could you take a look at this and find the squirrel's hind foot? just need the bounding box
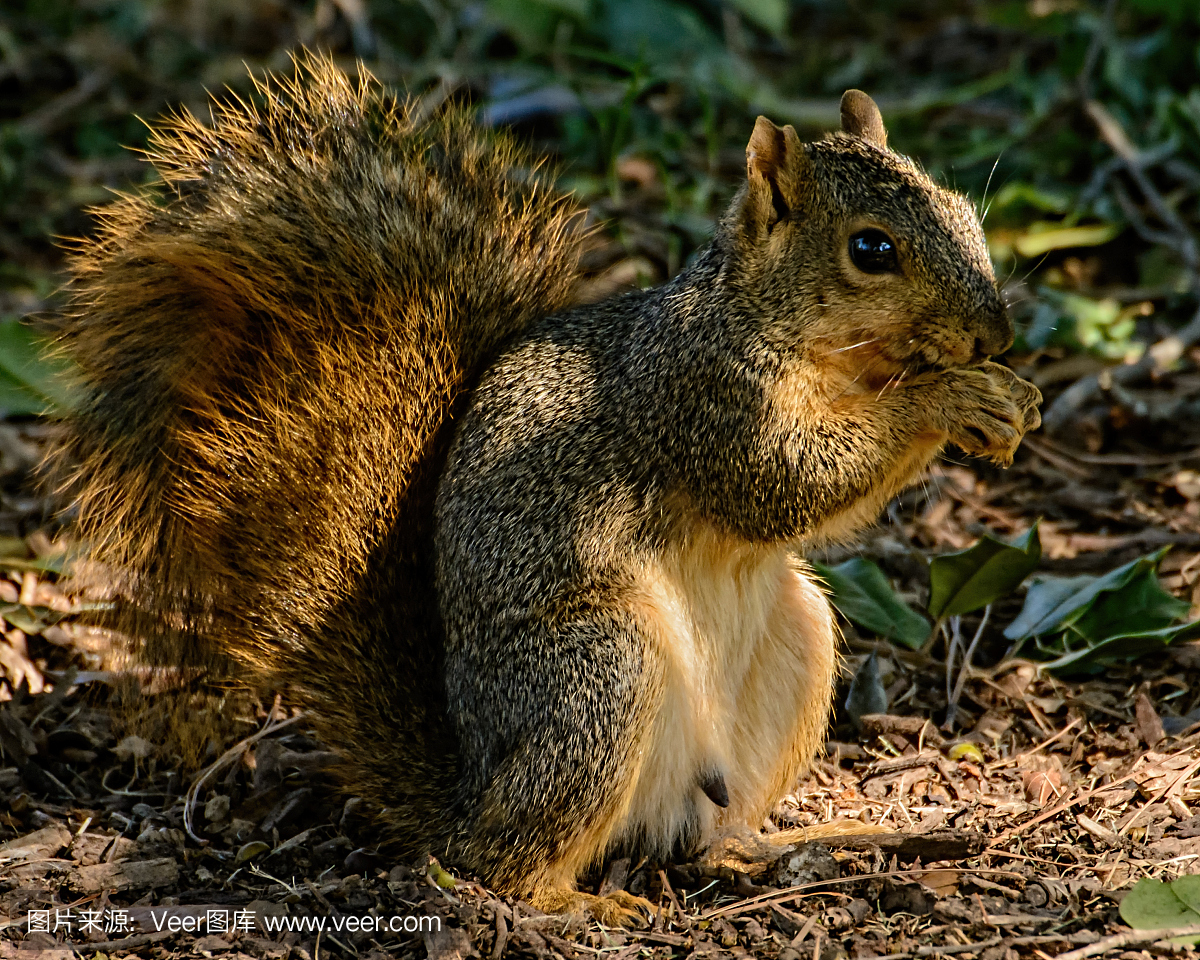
[531,889,656,928]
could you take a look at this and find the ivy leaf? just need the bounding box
[812,558,930,650]
[1072,562,1189,643]
[1004,548,1176,641]
[1042,621,1200,675]
[1003,575,1097,641]
[1120,877,1200,945]
[927,523,1041,620]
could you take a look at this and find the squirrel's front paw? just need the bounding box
[941,361,1042,467]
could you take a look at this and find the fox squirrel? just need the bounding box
[50,55,1041,922]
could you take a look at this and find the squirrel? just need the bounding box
[49,53,1041,923]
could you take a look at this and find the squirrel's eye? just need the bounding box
[848,229,899,275]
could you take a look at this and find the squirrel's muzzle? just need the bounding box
[970,297,1014,361]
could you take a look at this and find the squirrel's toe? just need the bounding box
[530,889,656,928]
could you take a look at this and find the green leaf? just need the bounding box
[1120,877,1200,944]
[1004,548,1174,641]
[1043,621,1200,675]
[1072,565,1189,643]
[812,558,930,649]
[0,604,63,636]
[1171,875,1200,916]
[0,554,68,575]
[989,182,1071,215]
[727,0,787,36]
[1012,222,1122,258]
[927,523,1042,620]
[1003,575,1097,640]
[235,840,271,864]
[0,317,77,414]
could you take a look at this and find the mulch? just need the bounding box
[5,397,1200,958]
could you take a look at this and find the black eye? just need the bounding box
[848,229,899,274]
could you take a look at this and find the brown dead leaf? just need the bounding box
[921,870,960,897]
[1022,769,1062,805]
[0,631,43,695]
[1130,750,1200,799]
[1135,691,1165,747]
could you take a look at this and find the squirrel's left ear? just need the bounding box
[745,116,805,231]
[840,90,887,148]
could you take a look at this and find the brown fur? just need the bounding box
[48,65,1041,923]
[50,53,585,856]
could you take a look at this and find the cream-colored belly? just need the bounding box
[618,527,837,855]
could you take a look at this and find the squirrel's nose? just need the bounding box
[974,322,1014,360]
[972,295,1014,359]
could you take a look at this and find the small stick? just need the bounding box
[986,716,1082,772]
[702,866,1024,920]
[870,936,1003,960]
[1057,925,1200,960]
[182,712,305,843]
[944,606,990,730]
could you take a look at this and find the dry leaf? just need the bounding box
[1022,769,1062,805]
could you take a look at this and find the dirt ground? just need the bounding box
[6,404,1200,958]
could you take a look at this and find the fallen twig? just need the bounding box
[986,717,1082,772]
[870,935,1003,959]
[874,932,1098,960]
[1043,99,1200,434]
[182,712,305,843]
[703,866,1024,920]
[1057,925,1200,960]
[990,776,1136,842]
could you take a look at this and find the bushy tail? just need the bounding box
[50,53,584,847]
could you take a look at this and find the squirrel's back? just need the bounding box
[51,54,584,844]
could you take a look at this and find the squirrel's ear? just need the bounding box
[839,90,887,148]
[745,116,805,228]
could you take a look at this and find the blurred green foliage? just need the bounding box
[1,0,1199,371]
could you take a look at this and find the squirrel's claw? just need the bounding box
[601,890,658,928]
[532,889,656,929]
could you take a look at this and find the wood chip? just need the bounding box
[71,857,179,893]
[0,823,71,862]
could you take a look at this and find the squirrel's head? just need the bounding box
[722,90,1010,379]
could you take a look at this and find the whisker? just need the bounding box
[831,338,882,354]
[829,352,891,404]
[980,152,1004,223]
[1017,253,1051,286]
